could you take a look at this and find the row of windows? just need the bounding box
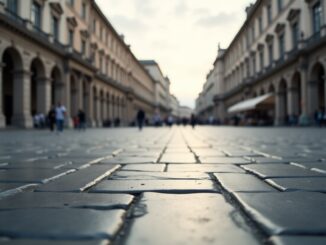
[226,1,324,77]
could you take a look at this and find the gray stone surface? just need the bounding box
[160,153,197,163]
[125,193,260,245]
[200,157,252,164]
[168,164,245,173]
[36,165,120,192]
[214,173,277,192]
[0,208,125,239]
[269,236,326,245]
[0,169,74,184]
[0,239,110,245]
[0,183,26,193]
[293,162,326,174]
[233,192,326,235]
[0,192,134,210]
[91,180,217,194]
[110,171,210,180]
[242,164,324,179]
[120,164,166,172]
[101,157,157,164]
[192,149,226,157]
[266,177,326,192]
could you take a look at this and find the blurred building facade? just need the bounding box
[196,0,326,125]
[140,60,172,120]
[0,0,173,128]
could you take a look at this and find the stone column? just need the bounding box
[102,97,107,123]
[12,70,33,128]
[36,77,51,115]
[96,94,102,127]
[307,80,318,118]
[298,69,310,125]
[63,72,72,127]
[0,63,5,128]
[111,100,115,120]
[84,82,92,127]
[287,87,299,117]
[275,92,286,126]
[77,79,83,113]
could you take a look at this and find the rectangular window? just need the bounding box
[81,39,86,54]
[259,50,264,70]
[51,16,59,41]
[292,22,300,48]
[268,42,274,65]
[267,4,272,24]
[312,2,322,35]
[259,16,263,34]
[279,34,285,59]
[31,1,42,29]
[67,0,74,7]
[7,0,18,14]
[81,2,86,19]
[277,0,283,11]
[68,29,74,47]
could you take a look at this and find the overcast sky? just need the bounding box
[96,0,253,108]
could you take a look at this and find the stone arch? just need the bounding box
[30,57,46,116]
[70,73,79,117]
[309,62,325,113]
[51,66,63,106]
[1,47,23,126]
[289,71,302,117]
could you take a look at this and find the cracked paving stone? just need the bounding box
[0,183,26,193]
[200,157,252,164]
[36,165,120,192]
[269,236,326,245]
[167,164,245,173]
[266,177,326,192]
[160,154,197,163]
[0,169,74,184]
[100,157,157,164]
[110,171,210,180]
[124,193,260,245]
[214,173,277,193]
[120,164,166,172]
[233,192,326,235]
[90,180,217,194]
[242,164,324,179]
[0,239,110,245]
[0,192,134,210]
[0,208,125,240]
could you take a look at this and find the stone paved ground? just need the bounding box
[0,126,326,245]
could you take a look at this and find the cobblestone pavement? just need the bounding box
[0,126,326,245]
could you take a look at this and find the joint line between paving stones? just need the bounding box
[208,172,271,244]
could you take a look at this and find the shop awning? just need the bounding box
[227,93,274,114]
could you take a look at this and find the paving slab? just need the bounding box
[200,157,252,164]
[110,171,210,180]
[214,173,277,193]
[36,165,120,192]
[90,180,217,194]
[0,184,26,193]
[266,177,326,192]
[0,239,110,245]
[269,236,326,245]
[124,193,260,245]
[293,162,326,174]
[0,192,134,210]
[120,164,165,172]
[0,169,74,184]
[167,164,245,173]
[233,192,326,235]
[101,157,157,164]
[160,154,197,163]
[242,164,324,179]
[192,149,226,157]
[0,208,125,240]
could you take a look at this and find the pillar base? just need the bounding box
[0,114,5,128]
[299,114,311,126]
[12,114,33,128]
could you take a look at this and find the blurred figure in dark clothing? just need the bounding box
[137,109,145,131]
[190,114,197,129]
[48,105,56,132]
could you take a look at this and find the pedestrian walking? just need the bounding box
[48,105,56,132]
[55,102,66,133]
[137,109,145,131]
[190,114,197,129]
[78,109,86,131]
